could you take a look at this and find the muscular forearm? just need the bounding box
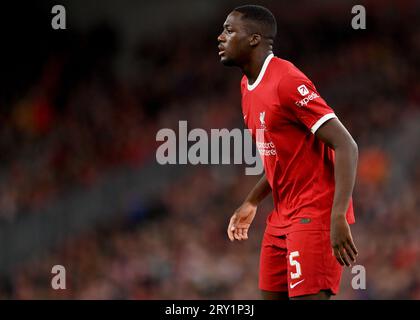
[331,140,358,218]
[244,174,272,206]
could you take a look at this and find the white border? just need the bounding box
[311,113,337,133]
[247,53,274,91]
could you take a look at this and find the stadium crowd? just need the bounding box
[0,1,419,299]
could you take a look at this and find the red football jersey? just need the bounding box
[241,54,355,236]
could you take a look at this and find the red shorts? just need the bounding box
[259,230,342,298]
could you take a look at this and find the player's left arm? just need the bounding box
[278,71,359,266]
[315,119,359,267]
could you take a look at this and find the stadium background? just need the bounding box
[0,0,419,299]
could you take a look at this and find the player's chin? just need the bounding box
[220,55,235,66]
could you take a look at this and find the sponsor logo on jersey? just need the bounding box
[295,92,320,107]
[256,141,277,156]
[256,112,276,156]
[297,84,309,96]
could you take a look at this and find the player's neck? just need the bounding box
[242,51,273,85]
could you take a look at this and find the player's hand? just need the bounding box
[227,201,257,242]
[330,214,358,267]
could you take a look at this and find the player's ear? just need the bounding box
[249,34,261,47]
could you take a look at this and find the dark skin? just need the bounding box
[219,11,359,300]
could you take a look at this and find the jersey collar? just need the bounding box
[247,53,274,91]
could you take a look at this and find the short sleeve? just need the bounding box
[278,71,337,134]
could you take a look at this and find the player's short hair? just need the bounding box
[233,5,277,40]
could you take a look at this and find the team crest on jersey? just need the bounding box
[297,84,309,96]
[259,111,266,129]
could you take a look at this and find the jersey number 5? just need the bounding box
[289,251,302,279]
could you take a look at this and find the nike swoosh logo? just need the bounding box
[290,279,305,289]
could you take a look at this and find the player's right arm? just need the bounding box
[227,174,271,241]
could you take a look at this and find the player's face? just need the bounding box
[217,11,251,66]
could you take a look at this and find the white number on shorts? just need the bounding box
[289,251,302,279]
